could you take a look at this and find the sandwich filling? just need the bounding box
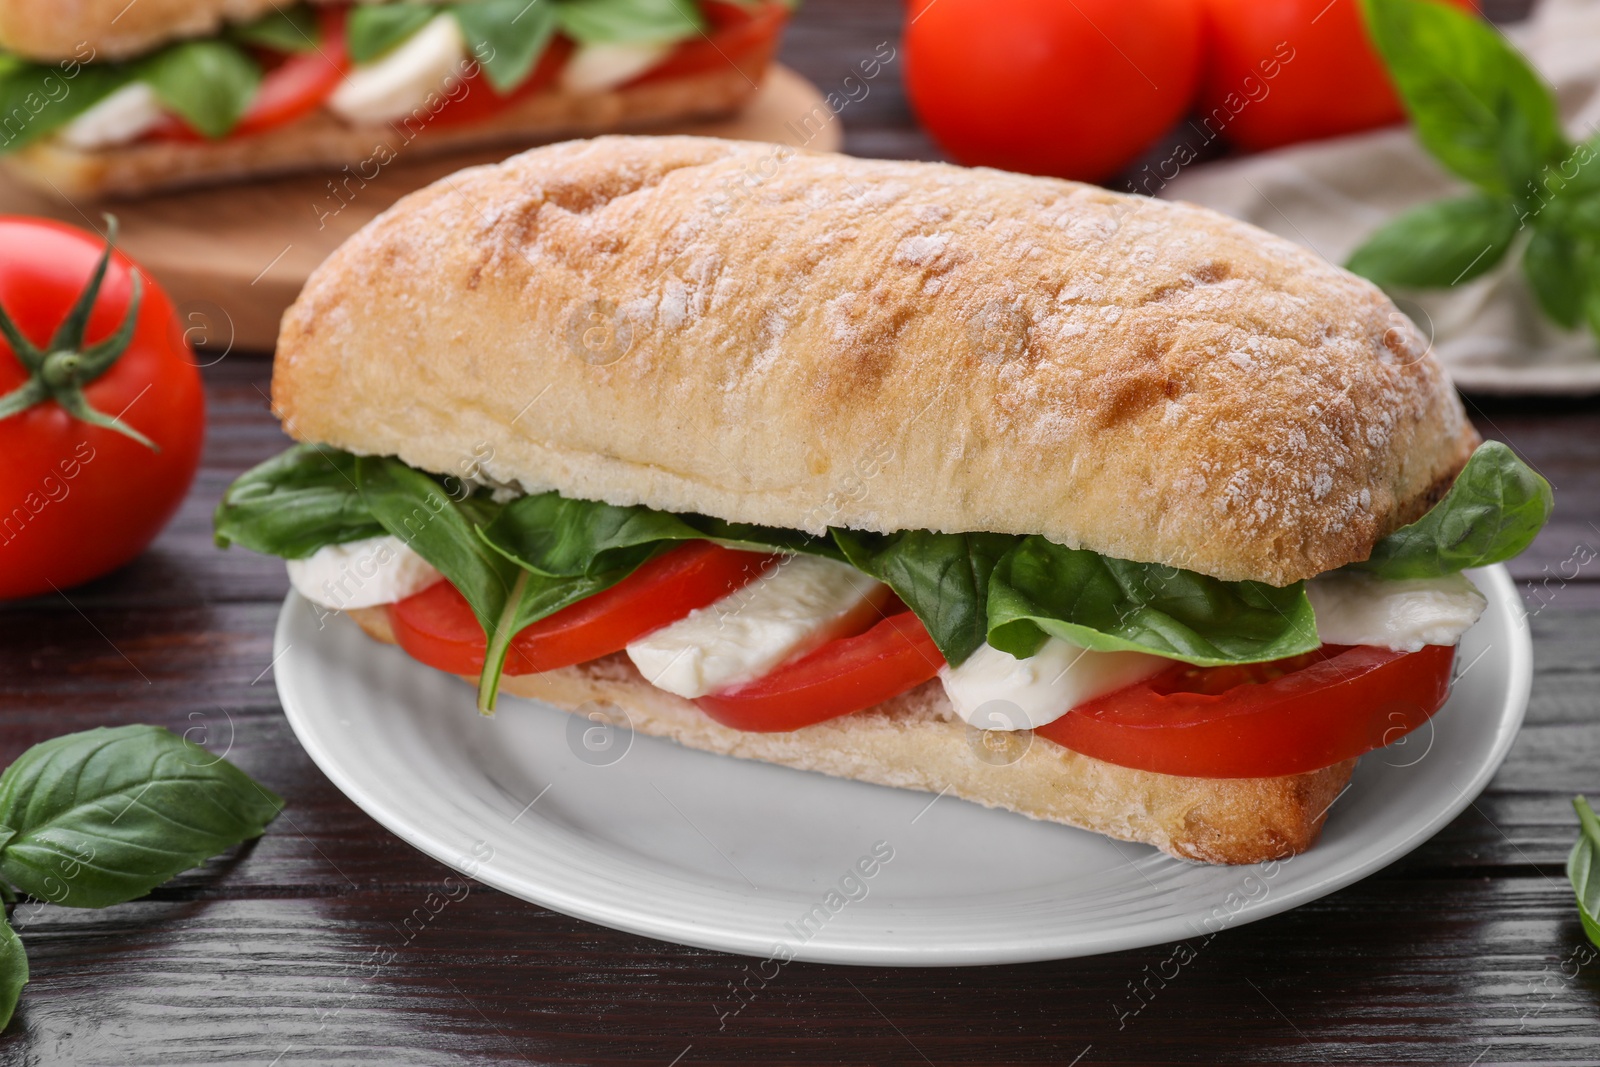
[0,0,786,155]
[216,439,1550,777]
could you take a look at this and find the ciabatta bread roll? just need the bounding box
[277,135,1477,587]
[0,0,331,61]
[246,136,1500,866]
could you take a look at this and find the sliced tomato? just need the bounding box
[629,0,788,86]
[388,541,774,676]
[427,36,574,129]
[434,0,784,127]
[694,611,945,733]
[149,7,349,141]
[234,9,350,136]
[1035,644,1457,779]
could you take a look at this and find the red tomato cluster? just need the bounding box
[904,0,1478,182]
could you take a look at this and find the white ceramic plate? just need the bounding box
[275,566,1530,965]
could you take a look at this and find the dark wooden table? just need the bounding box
[6,1,1599,1063]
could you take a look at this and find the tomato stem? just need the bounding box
[0,214,159,451]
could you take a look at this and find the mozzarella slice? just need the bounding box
[627,555,888,699]
[939,638,1170,732]
[328,13,467,126]
[286,535,442,611]
[57,82,166,149]
[558,41,674,94]
[1308,571,1486,652]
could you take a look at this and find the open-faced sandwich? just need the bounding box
[0,0,787,197]
[215,136,1552,864]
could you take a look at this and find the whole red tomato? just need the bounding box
[0,218,204,598]
[1200,0,1477,152]
[905,0,1205,182]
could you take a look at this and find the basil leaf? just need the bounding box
[453,0,558,94]
[213,444,384,558]
[347,4,440,63]
[987,538,1319,666]
[0,726,282,910]
[356,457,566,711]
[555,0,705,45]
[137,40,261,139]
[228,4,321,52]
[0,917,24,1031]
[352,457,653,710]
[479,491,844,697]
[1346,194,1516,288]
[1570,796,1600,949]
[493,566,623,683]
[0,61,133,153]
[1569,135,1600,196]
[356,456,515,636]
[484,496,703,576]
[1523,225,1587,329]
[1353,441,1553,579]
[482,491,836,577]
[832,530,1018,666]
[1361,0,1567,197]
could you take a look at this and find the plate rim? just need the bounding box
[275,565,1531,965]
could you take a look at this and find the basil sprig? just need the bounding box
[0,725,282,1030]
[484,491,838,576]
[833,530,1017,666]
[987,540,1320,665]
[346,4,441,63]
[1353,441,1552,579]
[1349,0,1600,338]
[349,0,704,93]
[359,457,653,709]
[555,0,706,45]
[136,40,261,139]
[1570,796,1600,949]
[217,435,1552,689]
[0,919,22,1031]
[213,444,385,558]
[0,36,262,153]
[0,61,132,153]
[454,0,560,94]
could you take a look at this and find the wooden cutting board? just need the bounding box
[0,65,839,352]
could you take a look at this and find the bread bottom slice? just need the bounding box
[346,607,1356,865]
[5,64,760,198]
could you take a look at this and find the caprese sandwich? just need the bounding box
[215,136,1551,864]
[0,0,788,197]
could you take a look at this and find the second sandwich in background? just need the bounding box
[0,0,788,197]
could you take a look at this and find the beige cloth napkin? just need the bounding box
[1161,0,1600,394]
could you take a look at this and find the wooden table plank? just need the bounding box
[6,0,1598,1060]
[7,878,1600,1065]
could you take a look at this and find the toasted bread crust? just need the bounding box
[275,136,1478,585]
[4,68,761,199]
[347,606,1355,864]
[0,0,348,62]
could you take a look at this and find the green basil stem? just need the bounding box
[478,569,531,713]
